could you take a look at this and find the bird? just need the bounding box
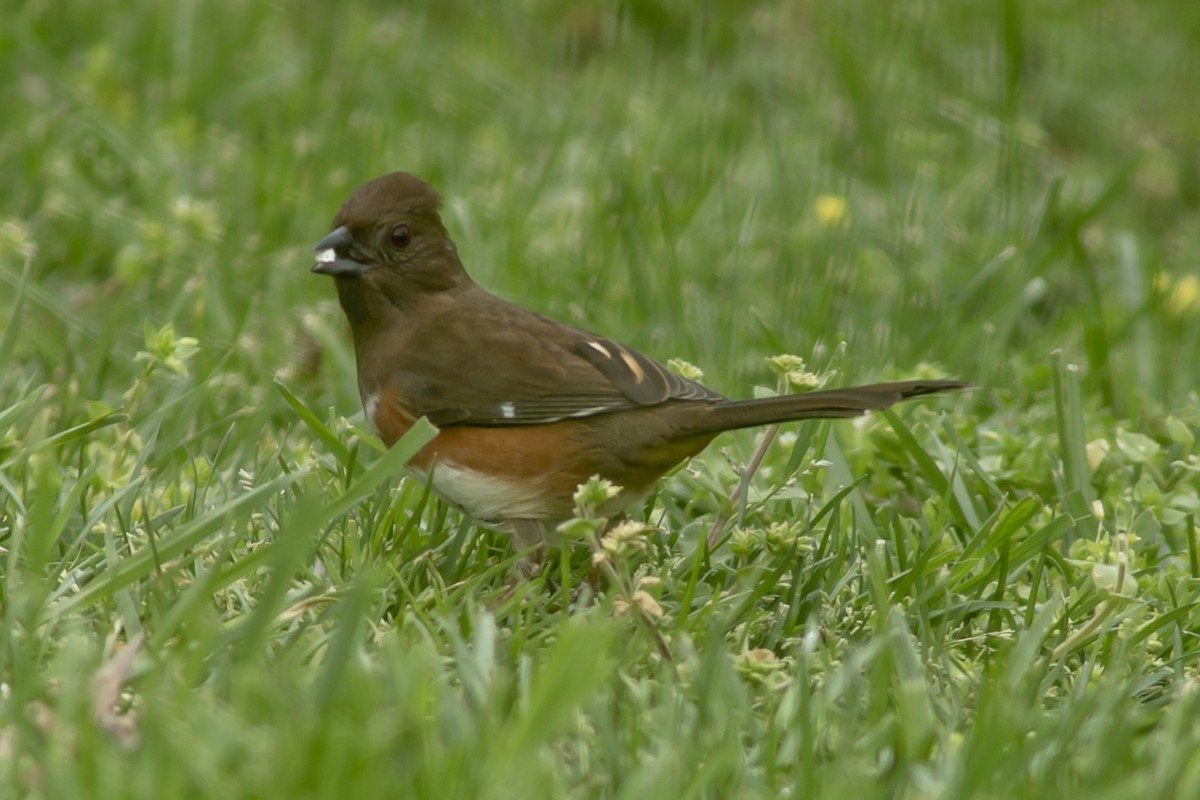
[311,172,967,560]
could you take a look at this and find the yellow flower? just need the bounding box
[765,354,826,391]
[667,358,704,381]
[814,194,847,228]
[1166,274,1200,316]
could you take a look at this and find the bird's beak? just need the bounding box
[312,226,375,277]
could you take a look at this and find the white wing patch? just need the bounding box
[586,341,612,358]
[499,402,516,419]
[566,405,611,418]
[619,350,646,383]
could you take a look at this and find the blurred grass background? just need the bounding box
[3,1,1200,797]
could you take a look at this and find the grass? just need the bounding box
[3,0,1200,797]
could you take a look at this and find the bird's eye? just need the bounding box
[390,224,412,248]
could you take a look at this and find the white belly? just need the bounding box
[410,463,550,524]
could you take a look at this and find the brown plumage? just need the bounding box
[312,172,967,552]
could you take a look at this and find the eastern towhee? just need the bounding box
[312,172,966,556]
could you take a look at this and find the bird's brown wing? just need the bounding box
[392,292,722,426]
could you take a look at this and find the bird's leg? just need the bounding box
[509,518,548,579]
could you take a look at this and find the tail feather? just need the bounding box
[673,379,969,438]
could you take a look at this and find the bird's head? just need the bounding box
[312,172,466,298]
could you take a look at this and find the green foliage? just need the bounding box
[3,0,1200,797]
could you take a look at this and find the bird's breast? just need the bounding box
[362,383,416,446]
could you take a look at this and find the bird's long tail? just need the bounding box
[672,380,969,438]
